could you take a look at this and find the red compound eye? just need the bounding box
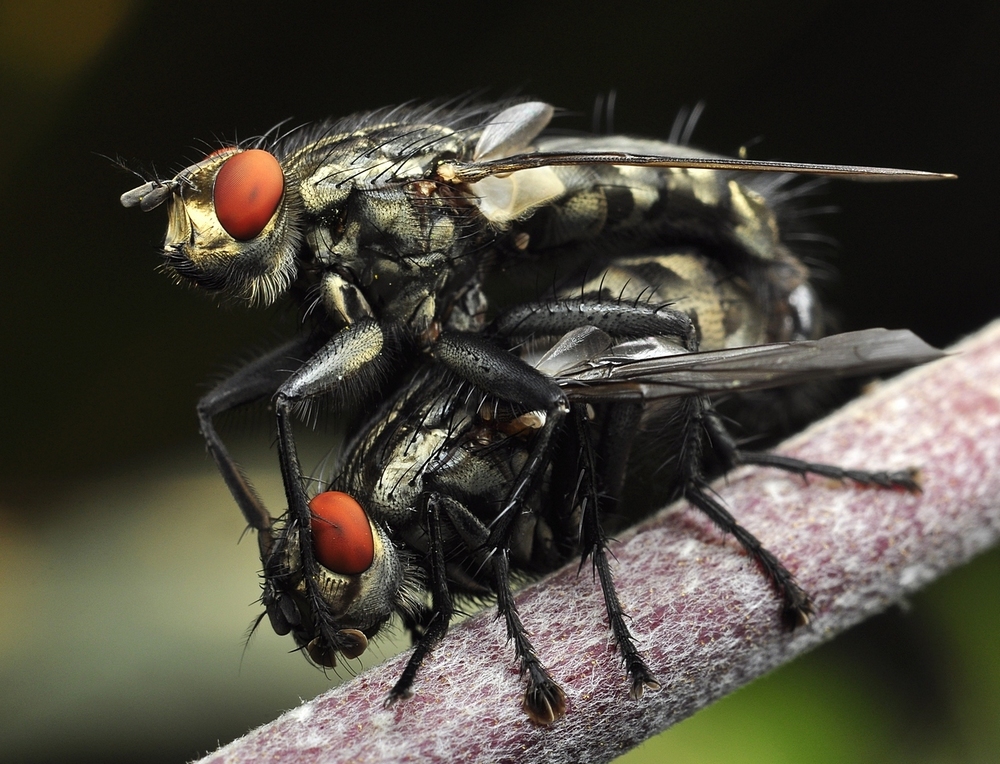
[309,491,375,575]
[212,149,284,240]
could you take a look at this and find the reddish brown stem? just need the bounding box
[199,320,1000,764]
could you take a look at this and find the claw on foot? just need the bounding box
[628,673,661,701]
[523,680,567,725]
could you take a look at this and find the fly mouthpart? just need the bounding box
[306,637,337,667]
[338,628,369,659]
[304,629,369,667]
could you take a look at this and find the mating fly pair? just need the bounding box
[120,99,952,723]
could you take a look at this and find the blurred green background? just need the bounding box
[1,1,997,762]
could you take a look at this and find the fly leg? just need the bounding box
[493,299,697,348]
[570,403,660,699]
[431,331,570,555]
[703,407,921,491]
[386,494,456,709]
[272,319,401,651]
[196,335,317,555]
[680,396,814,626]
[399,605,437,644]
[493,549,568,724]
[473,298,697,553]
[274,319,398,515]
[424,494,567,725]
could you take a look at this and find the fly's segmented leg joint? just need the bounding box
[195,336,315,540]
[680,398,814,625]
[433,493,566,724]
[431,330,571,549]
[737,452,921,492]
[591,541,661,698]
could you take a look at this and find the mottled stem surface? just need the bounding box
[200,320,1000,764]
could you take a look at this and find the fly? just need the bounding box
[270,280,940,723]
[118,98,953,722]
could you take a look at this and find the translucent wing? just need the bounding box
[532,327,943,401]
[441,151,957,184]
[473,102,554,161]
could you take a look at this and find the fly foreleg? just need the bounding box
[431,331,570,554]
[386,493,456,709]
[273,319,400,598]
[196,335,317,554]
[492,548,568,724]
[439,495,567,724]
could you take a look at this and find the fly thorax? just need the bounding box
[307,216,361,266]
[365,424,453,526]
[306,185,481,329]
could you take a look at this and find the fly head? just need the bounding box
[263,490,410,668]
[122,147,302,304]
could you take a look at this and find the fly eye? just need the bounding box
[212,149,284,241]
[309,491,375,575]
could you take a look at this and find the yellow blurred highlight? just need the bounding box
[0,0,134,83]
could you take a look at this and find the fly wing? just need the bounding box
[550,328,943,401]
[473,102,555,161]
[443,150,956,184]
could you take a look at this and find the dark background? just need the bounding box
[1,1,997,763]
